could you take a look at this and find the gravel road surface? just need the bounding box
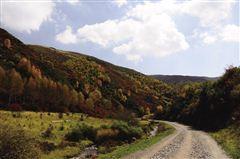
[123,121,230,159]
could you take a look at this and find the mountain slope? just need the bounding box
[151,75,218,84]
[0,28,172,117]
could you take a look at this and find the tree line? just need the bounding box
[159,66,240,130]
[0,58,85,112]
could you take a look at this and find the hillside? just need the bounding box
[156,67,240,158]
[1,27,240,159]
[0,28,171,117]
[151,75,218,84]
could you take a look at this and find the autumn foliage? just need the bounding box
[0,58,85,112]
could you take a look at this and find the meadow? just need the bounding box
[0,110,173,159]
[0,110,113,158]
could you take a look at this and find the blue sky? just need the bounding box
[0,0,239,77]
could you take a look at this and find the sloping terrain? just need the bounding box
[0,28,171,117]
[151,75,218,84]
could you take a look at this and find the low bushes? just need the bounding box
[0,124,41,159]
[42,124,54,138]
[40,141,57,152]
[65,124,96,142]
[95,128,119,144]
[65,121,143,145]
[111,121,143,142]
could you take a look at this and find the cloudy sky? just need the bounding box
[0,0,239,77]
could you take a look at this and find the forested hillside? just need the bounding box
[0,28,171,117]
[158,67,240,129]
[154,67,240,158]
[0,27,240,159]
[1,27,239,129]
[151,74,218,84]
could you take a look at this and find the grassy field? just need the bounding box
[0,110,113,159]
[211,124,240,159]
[98,122,175,159]
[0,110,175,159]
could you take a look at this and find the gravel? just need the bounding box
[123,121,230,159]
[150,130,186,159]
[189,132,212,159]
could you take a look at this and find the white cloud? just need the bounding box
[75,13,189,62]
[194,24,240,44]
[55,0,237,62]
[199,32,217,44]
[113,14,189,60]
[77,19,140,47]
[220,24,240,43]
[183,1,236,45]
[182,1,234,27]
[2,1,55,33]
[126,0,180,20]
[65,0,80,5]
[202,36,217,44]
[56,26,77,44]
[127,0,235,27]
[126,0,236,46]
[113,0,127,8]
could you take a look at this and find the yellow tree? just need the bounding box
[3,39,11,49]
[78,92,85,105]
[70,89,79,106]
[156,105,163,114]
[25,77,37,106]
[89,89,102,103]
[86,98,94,110]
[59,84,71,110]
[7,69,24,104]
[17,58,32,73]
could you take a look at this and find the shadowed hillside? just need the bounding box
[151,75,218,84]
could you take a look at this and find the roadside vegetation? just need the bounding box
[156,67,240,158]
[98,122,174,159]
[211,124,240,159]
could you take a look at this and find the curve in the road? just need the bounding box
[122,121,230,159]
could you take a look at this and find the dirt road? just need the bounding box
[123,121,230,159]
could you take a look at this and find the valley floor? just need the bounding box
[0,110,113,159]
[123,121,230,159]
[0,110,234,159]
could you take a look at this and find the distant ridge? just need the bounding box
[150,75,218,84]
